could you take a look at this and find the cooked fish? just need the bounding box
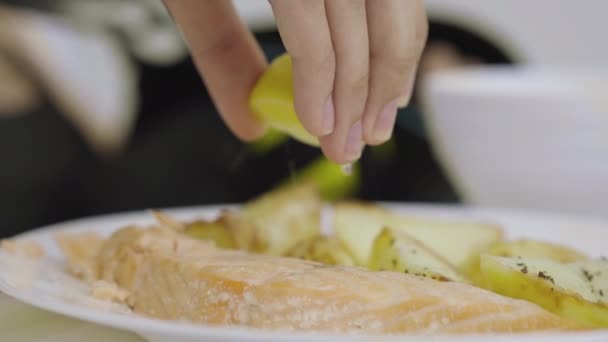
[60,227,585,334]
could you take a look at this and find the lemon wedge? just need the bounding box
[250,53,319,146]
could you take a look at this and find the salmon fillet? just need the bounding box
[65,227,584,334]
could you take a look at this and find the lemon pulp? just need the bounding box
[249,53,319,147]
[250,53,357,177]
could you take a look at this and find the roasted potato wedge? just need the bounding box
[182,218,237,249]
[285,236,356,266]
[486,239,588,262]
[334,202,503,270]
[369,227,468,283]
[480,255,608,327]
[152,210,237,249]
[225,182,322,256]
[470,239,588,285]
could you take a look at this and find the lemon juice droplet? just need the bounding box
[340,163,353,176]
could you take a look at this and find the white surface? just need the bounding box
[1,204,608,341]
[233,0,608,64]
[421,66,608,218]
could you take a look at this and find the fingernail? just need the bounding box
[374,100,398,142]
[322,96,335,135]
[344,120,364,161]
[397,70,417,108]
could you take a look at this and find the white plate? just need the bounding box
[1,204,607,342]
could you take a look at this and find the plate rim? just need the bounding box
[2,203,608,342]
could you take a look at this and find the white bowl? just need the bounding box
[420,66,608,218]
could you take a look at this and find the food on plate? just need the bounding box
[181,217,237,249]
[91,280,130,303]
[4,181,604,334]
[485,239,588,263]
[151,210,185,231]
[167,182,322,256]
[154,209,239,250]
[469,239,588,286]
[0,239,44,259]
[222,182,321,256]
[285,236,356,266]
[480,255,608,327]
[368,227,468,283]
[333,202,503,271]
[55,232,103,282]
[58,225,584,334]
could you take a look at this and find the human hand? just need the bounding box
[164,0,428,164]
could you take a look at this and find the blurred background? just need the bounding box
[1,0,607,237]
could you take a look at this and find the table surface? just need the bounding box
[0,292,143,342]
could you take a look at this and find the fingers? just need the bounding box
[362,0,428,145]
[167,0,428,161]
[163,0,267,141]
[268,0,335,138]
[271,0,427,162]
[320,0,369,163]
[270,0,369,164]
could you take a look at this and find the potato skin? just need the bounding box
[183,218,237,249]
[487,240,588,262]
[369,227,468,283]
[470,240,588,286]
[285,236,356,266]
[480,255,607,328]
[333,201,503,271]
[224,182,322,256]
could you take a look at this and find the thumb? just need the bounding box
[164,0,267,141]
